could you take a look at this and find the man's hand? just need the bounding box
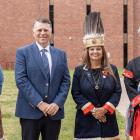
[37,101,49,117]
[45,103,59,116]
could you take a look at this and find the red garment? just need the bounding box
[123,69,134,78]
[131,108,140,140]
[123,57,140,139]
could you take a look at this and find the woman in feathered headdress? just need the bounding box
[71,12,122,140]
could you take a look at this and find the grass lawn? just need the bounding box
[0,70,127,139]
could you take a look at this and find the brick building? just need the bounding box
[0,0,140,69]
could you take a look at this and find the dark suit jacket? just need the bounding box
[71,64,122,138]
[0,66,3,95]
[15,43,70,120]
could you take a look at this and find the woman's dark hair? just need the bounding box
[82,46,116,79]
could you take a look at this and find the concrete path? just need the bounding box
[117,78,130,117]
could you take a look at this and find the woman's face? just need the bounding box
[88,46,103,61]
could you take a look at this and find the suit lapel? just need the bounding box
[83,66,94,87]
[31,43,48,80]
[85,70,94,87]
[99,72,105,91]
[84,66,105,103]
[85,68,105,91]
[50,46,58,82]
[98,74,105,99]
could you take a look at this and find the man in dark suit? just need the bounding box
[15,18,70,140]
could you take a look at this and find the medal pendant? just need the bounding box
[95,85,99,90]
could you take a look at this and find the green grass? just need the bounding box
[0,70,126,139]
[118,68,123,77]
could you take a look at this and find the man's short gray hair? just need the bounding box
[32,17,52,29]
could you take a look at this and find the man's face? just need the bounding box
[33,22,52,47]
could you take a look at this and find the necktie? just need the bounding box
[41,49,50,75]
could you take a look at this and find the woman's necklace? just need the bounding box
[92,69,101,90]
[93,78,100,90]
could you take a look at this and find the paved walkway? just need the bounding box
[117,78,130,117]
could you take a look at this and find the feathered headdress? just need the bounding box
[83,12,104,48]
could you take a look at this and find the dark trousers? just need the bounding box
[20,116,61,140]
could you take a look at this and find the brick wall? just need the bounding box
[0,0,49,69]
[0,0,139,69]
[91,0,123,67]
[133,0,140,58]
[54,0,86,68]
